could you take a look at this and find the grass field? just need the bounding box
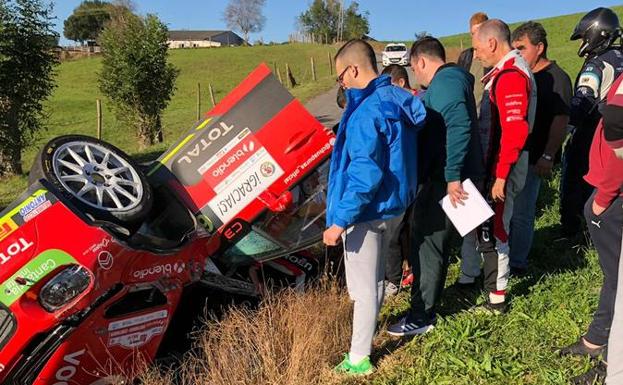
[138,7,620,385]
[139,174,602,385]
[0,43,337,208]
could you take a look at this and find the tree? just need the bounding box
[0,0,59,176]
[298,0,369,43]
[223,0,266,45]
[63,1,112,44]
[99,13,179,148]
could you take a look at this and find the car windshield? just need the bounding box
[385,45,406,52]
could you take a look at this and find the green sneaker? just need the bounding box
[333,354,374,376]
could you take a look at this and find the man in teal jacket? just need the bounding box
[324,39,426,375]
[388,36,485,336]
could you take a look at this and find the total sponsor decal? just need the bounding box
[107,310,168,349]
[206,152,284,224]
[284,142,332,185]
[0,237,34,266]
[52,349,85,385]
[18,194,52,222]
[176,121,236,165]
[132,262,185,280]
[0,249,77,306]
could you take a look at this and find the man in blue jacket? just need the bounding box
[324,39,426,375]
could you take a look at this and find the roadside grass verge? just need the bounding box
[140,282,352,385]
[137,173,603,385]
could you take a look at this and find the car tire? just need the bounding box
[29,135,153,227]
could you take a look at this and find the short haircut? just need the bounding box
[335,39,378,73]
[381,64,412,89]
[511,21,548,57]
[470,12,489,28]
[409,36,446,62]
[476,19,511,46]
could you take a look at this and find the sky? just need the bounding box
[52,0,623,45]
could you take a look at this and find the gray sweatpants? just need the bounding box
[343,214,404,357]
[607,232,623,384]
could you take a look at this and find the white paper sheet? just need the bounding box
[439,178,494,237]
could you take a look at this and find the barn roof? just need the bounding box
[167,30,236,41]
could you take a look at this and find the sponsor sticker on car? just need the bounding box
[0,249,77,306]
[0,190,54,243]
[107,310,168,349]
[206,151,283,225]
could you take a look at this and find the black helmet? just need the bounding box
[571,7,621,57]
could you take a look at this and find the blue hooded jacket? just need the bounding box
[326,75,426,228]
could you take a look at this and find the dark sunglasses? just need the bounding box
[336,65,352,84]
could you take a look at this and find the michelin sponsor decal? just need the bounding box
[107,310,168,349]
[0,249,77,306]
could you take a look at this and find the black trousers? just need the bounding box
[584,193,623,346]
[561,126,597,235]
[407,180,457,322]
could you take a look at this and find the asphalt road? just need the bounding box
[305,51,415,129]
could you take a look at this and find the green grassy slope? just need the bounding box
[440,5,623,76]
[0,43,337,207]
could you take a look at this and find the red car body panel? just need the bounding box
[0,64,334,385]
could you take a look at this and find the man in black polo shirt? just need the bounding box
[510,21,572,274]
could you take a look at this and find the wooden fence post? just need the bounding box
[327,51,333,76]
[196,82,201,120]
[311,57,317,81]
[208,84,216,107]
[96,99,102,139]
[277,66,283,84]
[285,63,291,88]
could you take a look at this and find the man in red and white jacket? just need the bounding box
[459,19,536,312]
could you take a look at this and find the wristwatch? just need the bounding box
[541,153,554,162]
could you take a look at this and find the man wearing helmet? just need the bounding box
[560,7,623,238]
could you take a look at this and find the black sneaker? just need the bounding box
[473,300,508,315]
[387,315,436,337]
[559,338,606,359]
[570,361,607,385]
[510,266,528,277]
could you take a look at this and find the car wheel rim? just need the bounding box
[52,141,144,212]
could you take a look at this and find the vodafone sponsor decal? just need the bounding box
[207,151,283,224]
[107,310,168,349]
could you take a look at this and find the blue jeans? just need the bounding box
[509,166,542,269]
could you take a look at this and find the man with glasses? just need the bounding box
[324,39,426,376]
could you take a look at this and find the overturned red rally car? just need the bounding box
[0,64,334,385]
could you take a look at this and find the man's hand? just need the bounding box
[447,181,469,208]
[323,224,345,246]
[534,157,554,178]
[491,178,506,202]
[592,200,607,216]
